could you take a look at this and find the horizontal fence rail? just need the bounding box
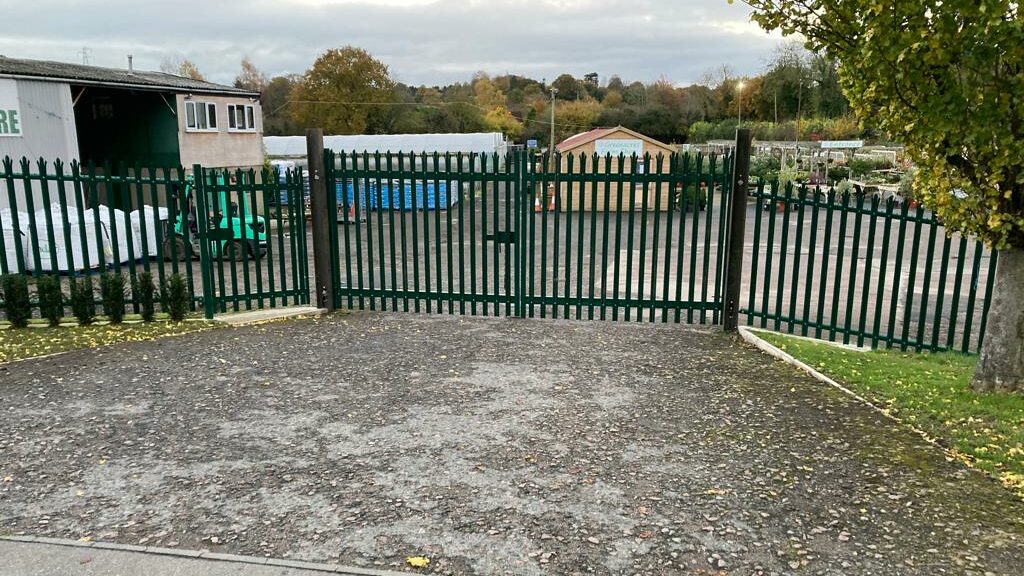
[743,181,996,353]
[0,156,309,317]
[326,150,733,324]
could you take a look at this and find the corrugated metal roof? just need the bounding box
[0,56,257,96]
[556,127,616,153]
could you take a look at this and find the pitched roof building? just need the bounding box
[553,125,679,212]
[556,125,677,157]
[0,56,263,170]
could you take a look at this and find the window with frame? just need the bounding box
[228,104,257,131]
[185,101,218,131]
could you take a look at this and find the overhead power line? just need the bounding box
[268,99,596,131]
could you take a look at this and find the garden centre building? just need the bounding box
[0,56,264,209]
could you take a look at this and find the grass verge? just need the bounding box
[0,321,220,364]
[755,331,1024,499]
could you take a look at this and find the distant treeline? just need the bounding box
[210,42,862,144]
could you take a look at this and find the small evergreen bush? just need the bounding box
[36,275,64,326]
[164,274,189,321]
[136,271,156,322]
[70,277,96,325]
[100,273,126,323]
[1,274,31,328]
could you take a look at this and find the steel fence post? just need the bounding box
[723,128,752,331]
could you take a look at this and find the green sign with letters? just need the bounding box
[0,79,22,137]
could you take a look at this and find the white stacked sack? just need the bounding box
[24,205,114,273]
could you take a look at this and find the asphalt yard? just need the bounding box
[1,312,1021,575]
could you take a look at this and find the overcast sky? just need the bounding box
[0,0,783,87]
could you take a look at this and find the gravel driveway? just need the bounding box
[1,313,1022,575]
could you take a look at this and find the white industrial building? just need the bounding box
[264,132,508,161]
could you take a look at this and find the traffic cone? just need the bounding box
[348,202,356,222]
[547,184,556,212]
[534,195,543,213]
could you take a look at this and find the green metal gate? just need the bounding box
[193,165,310,316]
[324,149,732,323]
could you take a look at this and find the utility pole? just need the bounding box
[549,87,558,157]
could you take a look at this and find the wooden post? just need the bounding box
[306,128,334,311]
[724,128,752,331]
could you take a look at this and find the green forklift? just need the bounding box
[163,174,268,261]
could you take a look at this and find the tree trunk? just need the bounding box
[972,247,1024,393]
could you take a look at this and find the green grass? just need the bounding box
[0,321,220,364]
[756,331,1024,498]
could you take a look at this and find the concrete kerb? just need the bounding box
[738,326,964,461]
[743,326,872,352]
[0,536,411,576]
[215,306,326,326]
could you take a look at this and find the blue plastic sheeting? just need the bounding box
[273,177,457,211]
[273,172,310,206]
[338,180,457,211]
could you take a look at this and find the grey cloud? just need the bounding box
[0,0,781,86]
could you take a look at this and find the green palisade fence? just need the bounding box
[325,149,732,323]
[3,150,999,353]
[743,180,997,353]
[0,156,309,318]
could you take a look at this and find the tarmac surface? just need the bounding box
[1,312,1022,575]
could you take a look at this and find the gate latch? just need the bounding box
[485,230,516,244]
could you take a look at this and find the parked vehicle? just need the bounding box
[163,175,268,261]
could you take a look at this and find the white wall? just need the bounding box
[0,78,80,212]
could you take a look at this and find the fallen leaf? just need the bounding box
[406,556,430,568]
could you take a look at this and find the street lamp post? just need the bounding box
[797,77,803,123]
[736,81,745,126]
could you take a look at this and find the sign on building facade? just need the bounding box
[0,79,21,137]
[820,140,863,149]
[595,138,643,157]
